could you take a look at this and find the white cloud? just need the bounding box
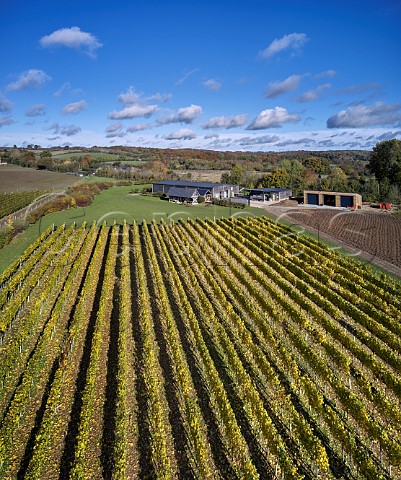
[203,79,222,91]
[164,128,197,140]
[176,104,202,122]
[127,124,152,132]
[105,122,126,137]
[6,69,51,91]
[297,83,331,102]
[40,26,102,58]
[315,69,336,79]
[158,104,202,124]
[265,75,301,98]
[247,107,300,129]
[26,103,47,117]
[275,137,316,147]
[108,104,158,120]
[62,100,87,115]
[175,68,200,85]
[376,130,401,141]
[2,127,400,151]
[339,83,382,95]
[327,102,401,128]
[206,137,234,149]
[260,33,308,58]
[203,114,247,129]
[53,82,84,97]
[237,135,280,146]
[0,116,14,127]
[109,86,159,119]
[48,122,82,136]
[54,82,71,97]
[0,94,13,113]
[118,87,143,106]
[316,139,339,148]
[148,92,172,103]
[61,125,81,136]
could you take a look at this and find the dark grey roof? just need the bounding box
[244,187,292,193]
[166,187,199,198]
[154,180,230,189]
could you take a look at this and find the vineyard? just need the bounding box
[0,191,49,219]
[0,216,400,479]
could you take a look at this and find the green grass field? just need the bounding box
[0,185,262,273]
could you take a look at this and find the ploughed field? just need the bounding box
[284,209,401,268]
[0,164,78,193]
[0,217,400,479]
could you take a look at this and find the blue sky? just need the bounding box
[1,0,400,151]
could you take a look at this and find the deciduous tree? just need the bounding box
[280,159,306,195]
[261,168,290,188]
[368,139,401,185]
[321,167,349,192]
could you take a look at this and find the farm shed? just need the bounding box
[304,190,362,209]
[243,187,292,202]
[165,187,200,204]
[153,180,240,201]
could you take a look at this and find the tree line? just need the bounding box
[222,139,401,203]
[1,140,400,203]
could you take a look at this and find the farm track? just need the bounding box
[0,217,400,479]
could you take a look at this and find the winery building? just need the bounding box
[304,190,362,209]
[242,187,292,202]
[152,180,240,203]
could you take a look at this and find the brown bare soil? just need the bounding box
[263,205,401,276]
[0,164,78,193]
